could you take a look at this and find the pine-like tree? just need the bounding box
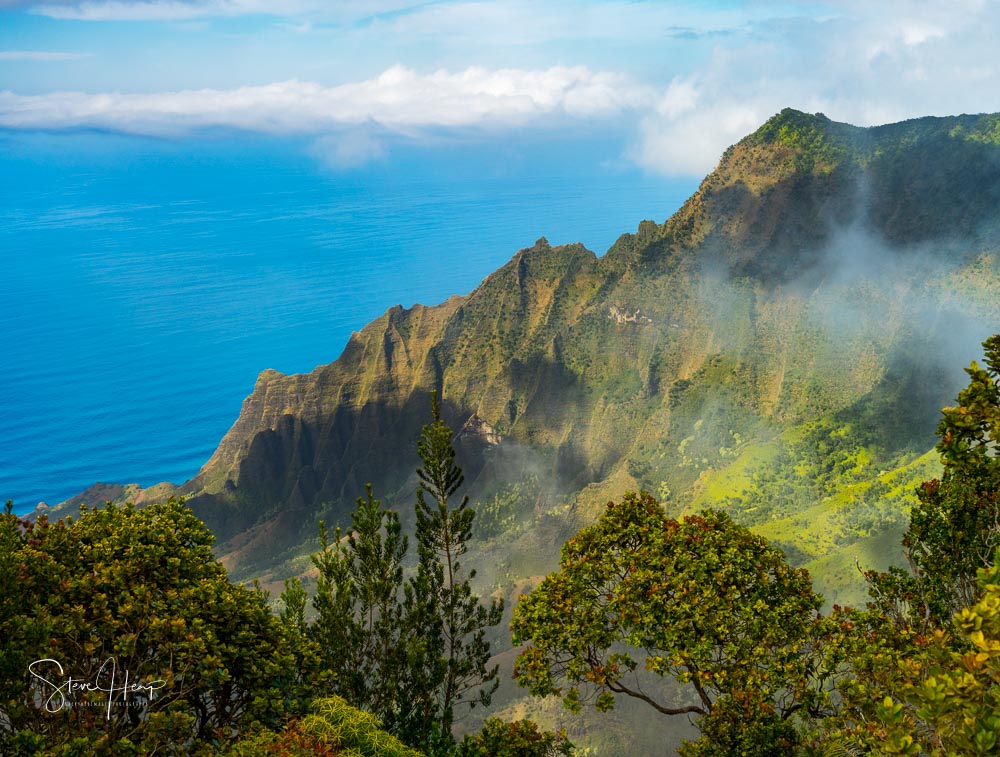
[310,484,408,729]
[402,392,504,753]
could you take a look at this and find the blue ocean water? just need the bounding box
[1,131,697,514]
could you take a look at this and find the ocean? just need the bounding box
[1,131,696,514]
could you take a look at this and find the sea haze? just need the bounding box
[1,131,697,514]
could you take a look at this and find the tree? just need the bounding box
[224,696,425,757]
[511,492,829,755]
[937,334,1000,475]
[833,554,1000,756]
[845,333,1000,706]
[456,718,573,757]
[0,497,292,756]
[402,392,504,752]
[806,336,1000,752]
[277,575,328,717]
[889,334,1000,629]
[310,484,408,729]
[0,501,51,733]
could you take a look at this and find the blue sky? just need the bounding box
[2,0,999,175]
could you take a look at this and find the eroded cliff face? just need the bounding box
[59,109,1000,575]
[181,239,615,541]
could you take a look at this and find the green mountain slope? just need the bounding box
[146,110,996,580]
[50,110,1000,583]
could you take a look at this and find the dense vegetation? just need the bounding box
[0,496,293,755]
[511,335,1000,754]
[4,335,1000,754]
[0,397,561,756]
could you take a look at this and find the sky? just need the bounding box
[2,0,1000,176]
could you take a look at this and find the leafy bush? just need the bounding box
[0,498,292,755]
[224,696,423,757]
[457,718,573,757]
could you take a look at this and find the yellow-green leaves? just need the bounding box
[1,498,293,754]
[511,492,827,754]
[849,553,1000,755]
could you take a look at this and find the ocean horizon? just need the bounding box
[2,131,696,515]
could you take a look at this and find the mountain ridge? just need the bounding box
[37,109,1000,603]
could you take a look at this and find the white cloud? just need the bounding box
[898,21,944,46]
[21,0,429,21]
[0,50,91,60]
[0,65,648,137]
[29,0,317,20]
[17,0,767,31]
[654,77,698,119]
[7,0,1000,178]
[633,99,763,176]
[631,0,1000,175]
[367,1,758,48]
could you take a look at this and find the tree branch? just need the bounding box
[606,679,706,717]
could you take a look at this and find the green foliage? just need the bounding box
[403,392,504,752]
[679,696,800,757]
[659,354,761,489]
[900,471,999,627]
[750,108,1000,180]
[751,108,860,171]
[0,497,292,755]
[716,403,931,534]
[805,600,935,752]
[738,421,870,523]
[950,114,1000,145]
[809,335,1000,753]
[298,393,504,754]
[865,335,1000,631]
[511,492,830,752]
[829,479,909,544]
[668,378,692,409]
[473,476,539,540]
[310,485,409,729]
[911,557,1000,753]
[300,697,424,757]
[936,335,1000,475]
[0,501,49,726]
[225,696,424,756]
[456,718,573,757]
[278,576,328,716]
[224,722,339,757]
[830,557,1000,755]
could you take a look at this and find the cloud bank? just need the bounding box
[0,65,647,137]
[5,1,1000,176]
[631,0,1000,174]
